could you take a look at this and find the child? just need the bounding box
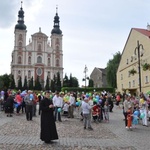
[127,106,132,130]
[62,101,69,116]
[132,110,139,128]
[92,102,100,122]
[103,101,109,122]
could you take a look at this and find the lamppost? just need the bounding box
[82,65,89,91]
[134,40,144,93]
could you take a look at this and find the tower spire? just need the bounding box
[51,6,62,35]
[15,1,26,30]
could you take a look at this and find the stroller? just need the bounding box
[92,102,101,122]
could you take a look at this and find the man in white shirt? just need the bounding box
[81,97,93,130]
[68,93,75,118]
[53,92,63,122]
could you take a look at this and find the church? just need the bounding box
[11,3,63,88]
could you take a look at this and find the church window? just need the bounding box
[56,38,59,45]
[48,71,50,78]
[37,56,42,63]
[38,44,42,51]
[18,34,22,41]
[19,42,22,47]
[28,56,31,64]
[56,59,59,67]
[48,58,50,66]
[36,68,42,76]
[18,56,22,64]
[18,70,21,75]
[28,70,31,78]
[56,45,59,51]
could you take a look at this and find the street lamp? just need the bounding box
[134,40,144,93]
[82,65,89,91]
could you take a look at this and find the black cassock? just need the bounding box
[40,97,58,142]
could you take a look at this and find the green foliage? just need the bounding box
[61,87,114,93]
[50,79,55,92]
[0,74,10,90]
[129,68,137,75]
[142,63,150,71]
[56,72,61,92]
[28,76,34,90]
[23,76,28,90]
[34,76,42,90]
[88,79,94,87]
[9,74,16,89]
[106,51,121,88]
[63,74,69,87]
[18,76,22,90]
[45,76,50,90]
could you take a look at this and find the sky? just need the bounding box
[0,0,150,86]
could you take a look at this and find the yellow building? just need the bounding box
[117,25,150,95]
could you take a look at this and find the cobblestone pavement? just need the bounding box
[0,105,149,150]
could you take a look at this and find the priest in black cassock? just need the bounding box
[40,91,58,143]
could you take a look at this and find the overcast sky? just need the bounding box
[0,0,150,86]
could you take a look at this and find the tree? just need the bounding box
[45,76,50,90]
[56,72,61,92]
[9,74,16,89]
[50,79,55,92]
[23,76,28,90]
[88,79,94,87]
[106,51,121,88]
[18,76,22,90]
[69,73,73,87]
[28,76,34,90]
[72,77,79,87]
[63,74,69,87]
[34,76,42,90]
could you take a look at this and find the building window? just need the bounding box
[56,45,59,51]
[145,76,149,84]
[131,56,133,62]
[19,42,22,47]
[56,59,59,67]
[28,70,31,78]
[36,68,42,76]
[121,84,123,89]
[18,56,22,64]
[126,59,129,64]
[55,38,59,45]
[133,80,135,87]
[48,58,50,66]
[37,56,42,63]
[48,71,50,78]
[18,70,21,75]
[121,74,123,80]
[28,56,31,64]
[38,44,42,51]
[128,71,130,77]
[18,34,22,41]
[129,81,131,88]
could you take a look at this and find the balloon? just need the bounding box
[99,99,102,104]
[140,113,145,119]
[76,102,79,106]
[133,111,139,116]
[57,108,62,112]
[89,93,92,96]
[1,91,4,95]
[29,94,34,100]
[86,93,89,98]
[95,95,100,100]
[14,103,19,108]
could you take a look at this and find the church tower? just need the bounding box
[11,1,27,86]
[51,7,63,80]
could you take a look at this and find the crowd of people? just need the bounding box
[0,89,150,143]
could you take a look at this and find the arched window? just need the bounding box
[18,56,22,64]
[19,42,22,47]
[18,34,22,41]
[56,45,59,51]
[56,59,59,67]
[55,38,59,45]
[37,56,42,63]
[28,70,31,78]
[36,68,42,76]
[28,56,31,64]
[18,70,21,75]
[38,44,42,51]
[48,58,50,66]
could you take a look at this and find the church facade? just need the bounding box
[11,4,63,88]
